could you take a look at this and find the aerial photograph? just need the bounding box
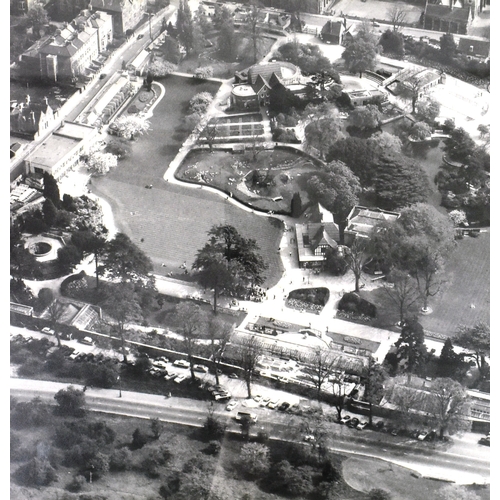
[9,0,490,499]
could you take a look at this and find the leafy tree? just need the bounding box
[131,428,149,450]
[174,302,206,381]
[212,4,232,30]
[160,35,182,63]
[394,317,427,382]
[109,448,133,471]
[304,116,342,160]
[304,347,340,400]
[307,161,361,240]
[409,121,432,141]
[15,457,57,487]
[440,33,457,62]
[454,323,490,380]
[437,484,481,500]
[148,59,177,77]
[103,284,143,362]
[291,192,302,218]
[176,0,202,56]
[372,153,430,210]
[379,29,404,58]
[10,277,35,305]
[383,269,421,324]
[85,363,117,389]
[242,4,263,64]
[415,98,440,124]
[445,127,477,164]
[428,378,470,439]
[202,411,226,441]
[347,104,382,131]
[45,298,67,347]
[101,232,153,284]
[11,397,52,428]
[150,417,163,440]
[240,443,270,477]
[195,5,211,35]
[54,386,86,417]
[189,92,213,114]
[27,1,50,37]
[86,451,110,479]
[268,460,314,497]
[236,335,264,398]
[192,225,267,313]
[43,172,60,207]
[86,151,118,174]
[112,115,151,140]
[362,357,387,425]
[71,230,107,291]
[206,315,233,386]
[57,243,83,274]
[342,35,379,77]
[42,198,58,226]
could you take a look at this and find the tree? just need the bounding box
[307,161,361,240]
[206,316,233,386]
[176,0,202,56]
[409,121,432,141]
[202,408,226,441]
[342,35,379,77]
[218,19,237,60]
[43,172,60,207]
[42,198,58,227]
[379,29,404,58]
[344,237,370,292]
[383,269,421,324]
[45,299,67,347]
[103,284,142,362]
[299,415,329,460]
[347,104,382,131]
[437,485,481,500]
[304,347,339,400]
[369,488,392,500]
[16,457,57,487]
[101,233,153,284]
[54,386,86,417]
[86,151,118,175]
[27,1,50,38]
[174,302,206,381]
[240,443,270,477]
[415,98,440,124]
[362,357,387,425]
[212,4,232,31]
[71,230,107,291]
[192,225,267,313]
[428,378,470,439]
[148,59,177,77]
[189,91,213,115]
[445,127,476,164]
[454,323,490,380]
[269,460,314,497]
[440,33,457,63]
[304,117,342,160]
[242,5,263,64]
[291,192,302,218]
[86,452,110,479]
[149,418,163,440]
[236,335,264,398]
[112,115,151,140]
[57,243,83,274]
[131,428,149,449]
[388,6,407,32]
[195,5,211,35]
[394,317,427,382]
[372,153,430,210]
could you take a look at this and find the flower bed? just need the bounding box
[285,287,329,314]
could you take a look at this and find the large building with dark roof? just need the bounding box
[422,0,476,34]
[344,206,400,246]
[89,0,148,36]
[10,95,59,140]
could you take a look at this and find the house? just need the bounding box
[10,95,59,140]
[422,0,475,34]
[89,0,149,36]
[320,20,345,45]
[231,61,303,109]
[344,206,400,246]
[25,121,98,180]
[72,9,114,53]
[295,203,341,268]
[457,37,490,62]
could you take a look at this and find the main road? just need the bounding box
[11,378,489,485]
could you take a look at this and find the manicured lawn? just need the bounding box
[178,148,319,213]
[92,75,284,287]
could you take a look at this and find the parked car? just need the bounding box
[229,373,239,379]
[253,395,262,403]
[339,415,351,424]
[164,373,176,381]
[417,430,429,441]
[214,393,231,401]
[235,411,257,423]
[173,374,186,383]
[173,359,189,368]
[348,417,360,428]
[79,336,94,346]
[278,402,290,412]
[259,397,271,407]
[267,399,280,409]
[357,421,368,430]
[41,327,55,335]
[478,436,490,446]
[226,401,238,411]
[303,434,316,442]
[137,34,144,39]
[193,364,208,373]
[374,421,385,431]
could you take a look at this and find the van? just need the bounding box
[235,411,257,423]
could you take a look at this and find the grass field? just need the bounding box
[93,75,284,288]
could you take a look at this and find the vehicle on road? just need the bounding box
[78,336,94,346]
[303,434,315,442]
[226,401,238,411]
[479,435,490,446]
[99,73,107,79]
[173,359,189,368]
[138,34,144,39]
[339,415,351,424]
[235,411,257,423]
[41,327,55,335]
[214,392,231,401]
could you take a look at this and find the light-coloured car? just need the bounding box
[357,421,368,430]
[253,395,262,403]
[173,359,189,368]
[174,374,186,383]
[267,399,280,409]
[79,336,94,346]
[303,434,315,442]
[259,397,271,407]
[193,364,208,373]
[339,415,351,424]
[41,327,55,335]
[226,401,238,411]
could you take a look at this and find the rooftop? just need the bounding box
[28,134,80,167]
[327,332,381,353]
[424,4,471,22]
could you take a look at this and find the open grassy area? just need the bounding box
[178,148,319,213]
[93,75,284,288]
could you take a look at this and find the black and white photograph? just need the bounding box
[8,0,491,498]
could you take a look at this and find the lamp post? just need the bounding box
[117,375,122,398]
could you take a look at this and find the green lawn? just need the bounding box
[93,75,284,288]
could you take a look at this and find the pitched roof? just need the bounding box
[247,61,298,85]
[321,20,343,36]
[250,74,270,93]
[457,37,490,57]
[424,4,471,22]
[346,206,400,238]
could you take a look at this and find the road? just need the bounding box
[10,378,489,485]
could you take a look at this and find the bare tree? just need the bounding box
[344,238,370,292]
[200,123,218,151]
[388,6,408,32]
[299,415,329,460]
[236,335,264,398]
[383,269,421,324]
[242,4,263,64]
[46,300,66,347]
[207,316,234,386]
[304,347,340,401]
[389,379,425,430]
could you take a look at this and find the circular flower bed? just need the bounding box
[29,241,52,256]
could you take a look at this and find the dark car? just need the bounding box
[347,417,360,428]
[278,402,290,412]
[478,436,490,446]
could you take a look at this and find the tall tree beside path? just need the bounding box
[45,299,66,348]
[361,357,387,425]
[242,3,263,64]
[71,230,107,292]
[236,335,264,399]
[394,317,428,382]
[342,33,379,77]
[388,5,407,32]
[207,316,234,386]
[344,237,370,292]
[192,225,267,313]
[27,1,50,38]
[304,347,340,401]
[383,269,421,324]
[454,323,490,380]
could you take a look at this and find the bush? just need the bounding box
[66,475,87,492]
[204,440,221,455]
[15,457,58,487]
[338,292,377,318]
[202,415,226,441]
[54,386,86,417]
[194,66,213,79]
[109,448,133,471]
[131,428,149,449]
[11,398,52,429]
[272,127,300,143]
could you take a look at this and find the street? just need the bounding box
[10,377,489,485]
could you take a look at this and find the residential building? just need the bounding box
[295,203,341,268]
[72,9,114,53]
[89,0,149,36]
[344,206,400,246]
[25,121,98,180]
[457,37,490,61]
[10,95,59,140]
[320,20,345,45]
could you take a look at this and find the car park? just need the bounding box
[357,421,368,430]
[339,415,351,424]
[173,359,189,368]
[226,401,238,411]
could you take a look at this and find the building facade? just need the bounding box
[10,95,59,140]
[89,0,149,36]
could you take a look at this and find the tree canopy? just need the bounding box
[342,34,380,76]
[394,317,428,381]
[454,323,490,379]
